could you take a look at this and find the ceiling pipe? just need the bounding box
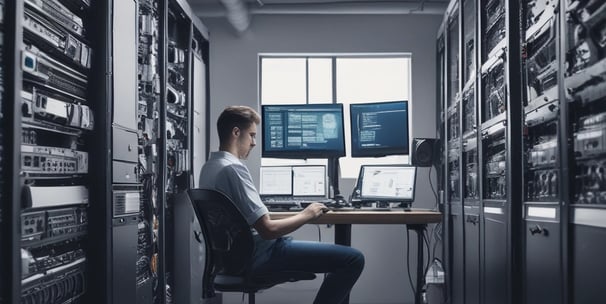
[219,0,250,32]
[251,1,446,15]
[192,1,448,18]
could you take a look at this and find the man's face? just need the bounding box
[236,123,257,159]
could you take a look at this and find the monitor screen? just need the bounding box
[358,165,416,201]
[350,101,410,157]
[262,104,346,158]
[292,165,327,197]
[259,166,293,195]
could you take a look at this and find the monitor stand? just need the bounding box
[327,157,344,201]
[398,202,412,211]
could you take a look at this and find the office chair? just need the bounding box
[187,188,316,304]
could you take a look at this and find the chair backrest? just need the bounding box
[187,189,254,297]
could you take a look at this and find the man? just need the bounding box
[199,105,364,304]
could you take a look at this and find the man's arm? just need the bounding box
[253,203,328,240]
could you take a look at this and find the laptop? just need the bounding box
[259,166,293,197]
[351,164,417,210]
[260,165,330,210]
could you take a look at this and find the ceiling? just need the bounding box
[187,0,450,31]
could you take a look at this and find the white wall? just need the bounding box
[202,13,443,304]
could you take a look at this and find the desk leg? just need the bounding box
[334,224,352,304]
[408,224,427,304]
[334,224,352,246]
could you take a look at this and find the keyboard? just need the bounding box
[262,197,335,211]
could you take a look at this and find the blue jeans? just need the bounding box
[251,237,365,304]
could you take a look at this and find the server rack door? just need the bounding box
[571,214,606,303]
[524,212,562,304]
[482,206,508,304]
[462,132,480,304]
[479,124,508,304]
[463,206,480,304]
[112,216,139,304]
[450,206,465,304]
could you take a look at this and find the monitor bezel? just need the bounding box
[355,164,417,202]
[261,103,347,159]
[349,100,410,158]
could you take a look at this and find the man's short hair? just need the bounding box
[217,106,261,144]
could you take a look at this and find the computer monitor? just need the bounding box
[292,165,327,197]
[357,165,416,202]
[350,101,410,157]
[259,166,293,195]
[262,104,346,159]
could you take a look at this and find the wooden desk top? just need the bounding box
[269,210,442,225]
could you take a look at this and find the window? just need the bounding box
[259,54,411,178]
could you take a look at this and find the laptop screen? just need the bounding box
[259,166,292,195]
[292,165,327,197]
[358,165,416,201]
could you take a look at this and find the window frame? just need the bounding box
[258,53,413,178]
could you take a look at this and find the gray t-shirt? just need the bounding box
[198,151,275,268]
[199,151,268,225]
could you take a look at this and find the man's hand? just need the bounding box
[302,202,329,219]
[256,202,328,240]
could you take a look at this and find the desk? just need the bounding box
[270,210,442,304]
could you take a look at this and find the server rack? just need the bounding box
[14,0,100,303]
[437,16,446,210]
[440,0,606,303]
[563,0,606,303]
[443,2,465,304]
[521,0,564,303]
[171,12,210,304]
[440,0,523,303]
[130,1,209,303]
[0,1,209,304]
[0,0,21,302]
[436,20,448,304]
[0,0,5,299]
[460,0,480,303]
[136,1,163,303]
[479,0,523,302]
[164,2,210,304]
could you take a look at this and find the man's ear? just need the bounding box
[232,126,240,137]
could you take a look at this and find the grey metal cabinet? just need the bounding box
[524,208,562,304]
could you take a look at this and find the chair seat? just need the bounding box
[214,271,317,293]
